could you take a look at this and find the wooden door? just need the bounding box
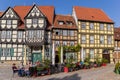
[32,53,42,63]
[102,54,110,63]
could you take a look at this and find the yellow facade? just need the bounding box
[78,21,114,63]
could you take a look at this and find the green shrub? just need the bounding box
[102,58,109,63]
[115,62,120,70]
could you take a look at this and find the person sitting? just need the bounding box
[12,63,18,77]
[18,62,25,77]
[24,63,30,77]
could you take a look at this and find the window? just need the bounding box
[58,21,64,25]
[108,35,112,44]
[100,23,104,30]
[107,24,111,31]
[6,31,11,39]
[83,49,86,59]
[18,31,23,39]
[90,23,94,30]
[36,30,41,38]
[90,35,94,44]
[33,19,38,24]
[70,41,74,46]
[66,53,76,61]
[7,20,11,25]
[1,31,6,39]
[81,22,86,29]
[28,30,34,39]
[55,41,60,47]
[63,41,67,46]
[55,30,61,35]
[100,35,104,44]
[1,48,13,57]
[90,49,94,59]
[66,21,73,26]
[81,35,86,43]
[63,30,67,36]
[69,30,74,36]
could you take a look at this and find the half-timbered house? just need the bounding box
[0,5,54,63]
[52,15,78,63]
[72,6,114,63]
[113,27,120,63]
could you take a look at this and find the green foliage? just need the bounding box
[115,62,120,70]
[44,59,51,66]
[95,54,102,64]
[74,44,81,52]
[65,63,71,68]
[102,58,109,63]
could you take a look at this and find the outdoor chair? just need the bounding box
[12,68,18,77]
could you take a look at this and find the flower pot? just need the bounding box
[102,63,106,66]
[64,67,68,73]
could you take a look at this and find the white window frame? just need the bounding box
[7,20,12,25]
[100,35,104,44]
[6,31,11,39]
[63,30,67,36]
[90,35,94,44]
[63,41,67,46]
[107,24,111,31]
[1,31,6,39]
[108,35,112,44]
[81,35,86,43]
[81,22,86,29]
[90,49,94,59]
[70,41,74,46]
[90,23,94,30]
[100,23,104,30]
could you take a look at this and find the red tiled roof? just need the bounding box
[53,15,77,29]
[74,6,114,23]
[13,5,54,29]
[0,12,3,17]
[114,27,120,40]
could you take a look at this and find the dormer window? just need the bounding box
[58,21,64,25]
[66,21,73,26]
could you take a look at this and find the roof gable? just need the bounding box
[25,5,45,18]
[14,5,54,25]
[1,7,19,19]
[73,6,114,23]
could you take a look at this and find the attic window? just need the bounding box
[58,21,64,25]
[66,21,73,26]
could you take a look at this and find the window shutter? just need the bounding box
[10,48,14,56]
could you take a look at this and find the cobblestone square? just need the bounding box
[0,63,120,80]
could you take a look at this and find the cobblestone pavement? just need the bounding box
[0,63,120,80]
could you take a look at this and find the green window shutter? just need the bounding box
[10,48,14,57]
[0,48,1,56]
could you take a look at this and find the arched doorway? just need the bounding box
[102,49,110,63]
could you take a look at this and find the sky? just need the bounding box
[0,0,120,27]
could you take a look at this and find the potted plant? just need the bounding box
[114,62,120,74]
[102,58,108,66]
[64,63,71,73]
